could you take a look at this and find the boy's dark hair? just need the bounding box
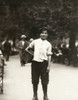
[39,27,48,33]
[38,27,48,38]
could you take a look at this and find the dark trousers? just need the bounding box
[4,52,10,61]
[31,60,49,85]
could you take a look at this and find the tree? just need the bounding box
[0,0,78,46]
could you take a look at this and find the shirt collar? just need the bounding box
[40,38,46,42]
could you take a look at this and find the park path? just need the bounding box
[0,55,78,100]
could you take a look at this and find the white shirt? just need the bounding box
[29,38,52,62]
[0,50,2,55]
[21,40,25,46]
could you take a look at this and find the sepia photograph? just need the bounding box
[0,0,78,100]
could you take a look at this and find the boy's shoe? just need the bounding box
[32,96,38,100]
[4,63,7,66]
[21,63,25,66]
[44,96,49,100]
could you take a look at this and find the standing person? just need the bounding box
[26,29,52,100]
[17,35,28,66]
[3,38,11,61]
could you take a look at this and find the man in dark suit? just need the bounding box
[3,38,11,61]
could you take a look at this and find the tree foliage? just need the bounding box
[0,0,78,41]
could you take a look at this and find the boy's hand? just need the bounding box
[46,66,50,73]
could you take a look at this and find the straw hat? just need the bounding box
[21,35,26,39]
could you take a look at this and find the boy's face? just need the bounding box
[40,30,48,40]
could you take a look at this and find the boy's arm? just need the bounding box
[25,40,34,50]
[47,44,52,72]
[47,55,51,72]
[25,41,34,55]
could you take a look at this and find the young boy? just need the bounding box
[26,29,52,100]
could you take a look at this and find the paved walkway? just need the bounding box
[0,55,78,100]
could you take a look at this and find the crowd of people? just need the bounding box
[51,44,78,66]
[0,36,34,66]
